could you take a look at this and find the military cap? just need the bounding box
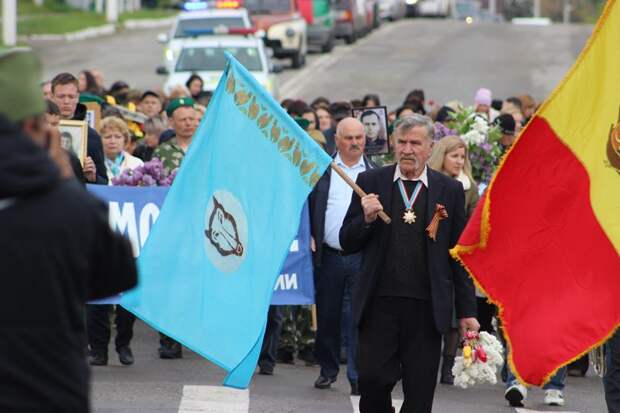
[0,47,45,123]
[166,97,196,117]
[293,117,310,131]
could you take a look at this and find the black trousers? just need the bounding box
[357,297,441,413]
[606,330,620,413]
[315,248,361,383]
[476,297,495,334]
[86,304,135,354]
[259,305,284,370]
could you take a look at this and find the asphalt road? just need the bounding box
[91,320,606,413]
[31,17,603,413]
[31,18,592,109]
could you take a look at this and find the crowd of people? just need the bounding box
[3,50,618,413]
[41,66,563,406]
[42,67,576,402]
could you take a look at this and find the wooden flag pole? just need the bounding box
[330,162,391,224]
[311,304,317,332]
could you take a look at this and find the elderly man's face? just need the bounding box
[336,118,366,161]
[52,83,79,119]
[394,125,433,178]
[362,113,381,140]
[171,107,198,140]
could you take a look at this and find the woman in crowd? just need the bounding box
[428,135,482,385]
[86,116,144,368]
[362,93,380,107]
[316,107,333,132]
[501,100,525,134]
[185,74,204,100]
[100,116,144,182]
[311,96,330,110]
[134,115,166,162]
[518,94,537,123]
[78,69,103,96]
[301,106,319,131]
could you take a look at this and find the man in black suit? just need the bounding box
[310,117,375,395]
[340,114,479,413]
[605,330,620,412]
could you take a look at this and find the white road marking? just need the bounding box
[178,385,249,413]
[515,409,580,413]
[350,395,403,413]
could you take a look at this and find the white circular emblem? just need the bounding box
[204,190,248,273]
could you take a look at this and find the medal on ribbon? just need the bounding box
[398,179,423,224]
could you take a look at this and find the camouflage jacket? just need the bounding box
[153,138,186,175]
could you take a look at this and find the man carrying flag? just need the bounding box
[451,0,620,401]
[121,53,332,388]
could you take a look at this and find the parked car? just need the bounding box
[378,0,406,21]
[405,0,419,17]
[158,8,253,72]
[366,0,381,30]
[417,0,450,17]
[333,0,368,44]
[244,0,308,68]
[157,33,280,98]
[298,0,336,53]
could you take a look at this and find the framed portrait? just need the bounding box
[59,120,88,165]
[84,102,101,131]
[352,106,389,156]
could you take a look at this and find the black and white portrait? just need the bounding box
[353,106,389,156]
[59,120,88,165]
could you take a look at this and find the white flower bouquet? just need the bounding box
[452,331,504,389]
[446,106,503,184]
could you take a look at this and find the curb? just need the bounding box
[24,24,116,42]
[123,17,175,29]
[22,16,174,42]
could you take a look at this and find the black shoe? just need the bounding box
[350,382,360,396]
[117,346,134,365]
[89,352,108,366]
[314,375,336,389]
[440,355,455,385]
[258,365,274,375]
[159,343,182,359]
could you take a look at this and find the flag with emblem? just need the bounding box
[451,0,620,386]
[121,53,332,388]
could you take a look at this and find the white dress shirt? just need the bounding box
[393,163,429,187]
[324,153,367,250]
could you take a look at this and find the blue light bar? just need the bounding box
[183,1,208,11]
[183,27,256,36]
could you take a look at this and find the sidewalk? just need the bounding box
[1,1,176,43]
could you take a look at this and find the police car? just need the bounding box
[157,29,280,98]
[158,7,253,72]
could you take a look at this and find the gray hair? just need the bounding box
[144,115,166,135]
[392,113,434,141]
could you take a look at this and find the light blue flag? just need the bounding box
[121,54,331,388]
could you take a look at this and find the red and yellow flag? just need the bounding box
[452,0,620,386]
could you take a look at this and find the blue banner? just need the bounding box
[87,185,314,305]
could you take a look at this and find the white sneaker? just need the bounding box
[544,389,565,406]
[504,384,527,407]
